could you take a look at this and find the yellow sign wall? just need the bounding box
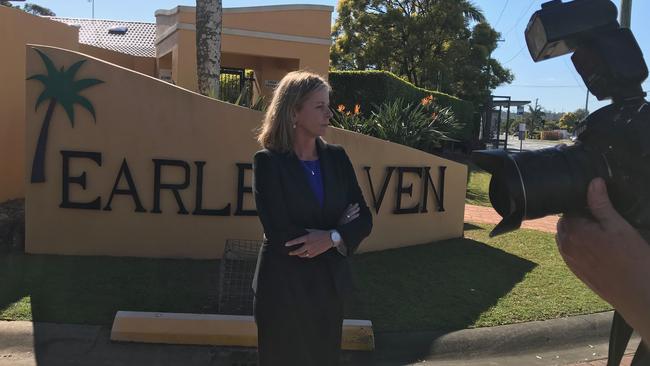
[25,45,467,259]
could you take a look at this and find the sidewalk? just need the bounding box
[0,312,640,365]
[465,204,559,233]
[570,355,635,366]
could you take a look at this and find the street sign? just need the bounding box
[517,105,524,115]
[519,123,526,132]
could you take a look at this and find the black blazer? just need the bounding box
[252,138,373,296]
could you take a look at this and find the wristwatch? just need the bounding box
[330,230,342,247]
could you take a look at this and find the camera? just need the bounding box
[472,0,650,238]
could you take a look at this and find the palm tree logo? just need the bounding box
[27,48,104,183]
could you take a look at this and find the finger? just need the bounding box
[285,235,308,247]
[555,218,570,255]
[345,203,359,211]
[343,206,360,220]
[586,178,622,227]
[556,217,583,259]
[289,246,309,256]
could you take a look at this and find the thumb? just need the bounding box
[587,178,620,226]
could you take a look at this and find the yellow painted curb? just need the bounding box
[110,311,374,351]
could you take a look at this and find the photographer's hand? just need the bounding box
[556,178,650,343]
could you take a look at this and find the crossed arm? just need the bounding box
[253,150,372,259]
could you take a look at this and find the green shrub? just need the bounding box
[330,104,379,136]
[331,98,459,152]
[329,70,476,141]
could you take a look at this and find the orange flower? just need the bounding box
[421,95,434,106]
[353,104,361,115]
[337,104,346,112]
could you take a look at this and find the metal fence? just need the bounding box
[217,239,262,315]
[220,68,254,106]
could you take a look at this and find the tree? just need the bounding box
[196,0,222,97]
[23,3,56,16]
[27,49,103,182]
[525,104,546,135]
[558,108,588,132]
[331,0,512,105]
[1,1,56,16]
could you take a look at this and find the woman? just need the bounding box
[252,71,373,366]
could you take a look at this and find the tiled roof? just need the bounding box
[49,17,156,57]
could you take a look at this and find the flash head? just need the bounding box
[525,0,618,62]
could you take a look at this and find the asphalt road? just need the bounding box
[489,134,575,152]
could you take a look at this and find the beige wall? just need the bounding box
[0,7,79,203]
[79,44,157,76]
[223,6,332,39]
[25,46,467,259]
[155,5,331,98]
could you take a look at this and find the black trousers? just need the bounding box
[255,259,344,366]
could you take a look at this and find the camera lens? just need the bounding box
[472,145,610,236]
[489,174,514,218]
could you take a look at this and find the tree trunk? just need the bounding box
[196,0,222,98]
[31,98,57,183]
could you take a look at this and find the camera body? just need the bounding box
[472,0,650,237]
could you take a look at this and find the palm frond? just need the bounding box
[26,74,49,84]
[62,103,75,127]
[462,1,485,23]
[32,48,58,77]
[74,78,104,92]
[34,89,53,111]
[74,95,97,122]
[65,59,87,79]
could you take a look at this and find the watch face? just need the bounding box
[331,231,341,242]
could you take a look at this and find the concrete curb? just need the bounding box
[373,311,614,363]
[0,312,618,365]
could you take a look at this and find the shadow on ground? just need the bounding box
[0,233,536,365]
[346,237,536,364]
[0,253,221,364]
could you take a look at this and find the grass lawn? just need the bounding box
[0,224,610,332]
[465,163,491,207]
[0,255,219,325]
[348,223,610,332]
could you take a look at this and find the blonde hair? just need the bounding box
[256,71,331,153]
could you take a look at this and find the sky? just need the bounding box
[9,0,650,113]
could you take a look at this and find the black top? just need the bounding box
[252,138,373,296]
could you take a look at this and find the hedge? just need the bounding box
[329,70,477,142]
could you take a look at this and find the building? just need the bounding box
[49,4,333,99]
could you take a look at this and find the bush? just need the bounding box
[529,131,541,140]
[331,98,459,152]
[329,70,476,142]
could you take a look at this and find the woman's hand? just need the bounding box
[285,230,333,258]
[338,203,360,225]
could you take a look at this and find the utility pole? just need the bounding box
[620,0,632,28]
[534,98,538,135]
[88,0,95,19]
